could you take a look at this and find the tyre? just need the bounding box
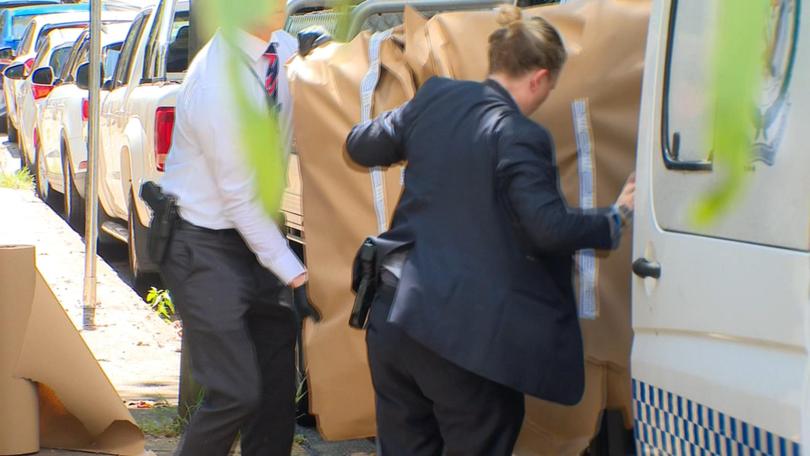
[7,114,18,143]
[34,139,62,210]
[128,191,158,290]
[61,142,85,233]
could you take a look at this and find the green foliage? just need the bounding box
[0,168,34,190]
[146,287,175,323]
[692,0,771,225]
[132,405,184,438]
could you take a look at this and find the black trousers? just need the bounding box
[367,284,525,456]
[160,223,297,456]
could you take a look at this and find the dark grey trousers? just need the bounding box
[160,223,297,456]
[367,285,526,456]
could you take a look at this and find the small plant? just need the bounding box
[146,287,175,323]
[0,168,33,190]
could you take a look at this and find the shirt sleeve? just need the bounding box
[496,122,615,254]
[192,83,305,284]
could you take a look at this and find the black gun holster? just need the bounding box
[349,237,411,329]
[350,238,378,329]
[139,181,178,265]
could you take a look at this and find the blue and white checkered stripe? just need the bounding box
[633,379,801,456]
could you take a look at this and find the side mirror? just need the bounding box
[31,66,54,86]
[76,62,89,90]
[0,47,14,61]
[3,63,25,80]
[102,79,113,91]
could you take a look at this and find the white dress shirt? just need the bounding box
[160,29,304,284]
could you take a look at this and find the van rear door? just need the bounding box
[631,0,809,454]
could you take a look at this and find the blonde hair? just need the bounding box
[488,5,567,77]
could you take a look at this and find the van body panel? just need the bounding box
[632,0,808,453]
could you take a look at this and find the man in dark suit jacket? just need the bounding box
[346,9,634,455]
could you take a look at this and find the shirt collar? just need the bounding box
[236,29,271,63]
[484,78,520,111]
[270,29,297,51]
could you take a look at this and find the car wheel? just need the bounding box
[7,115,18,143]
[128,191,158,290]
[62,143,85,233]
[34,140,62,210]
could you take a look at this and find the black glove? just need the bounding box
[291,284,322,323]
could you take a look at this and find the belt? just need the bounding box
[176,218,240,237]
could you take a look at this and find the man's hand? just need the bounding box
[614,173,635,226]
[292,283,322,323]
[290,272,308,289]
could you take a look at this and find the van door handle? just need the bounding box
[632,258,661,279]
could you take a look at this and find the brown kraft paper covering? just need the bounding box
[288,29,413,440]
[0,245,147,455]
[291,0,649,449]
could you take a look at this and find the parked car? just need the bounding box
[0,2,74,52]
[36,23,130,231]
[92,0,189,281]
[3,12,133,172]
[3,10,133,143]
[3,10,91,143]
[15,27,83,199]
[0,2,86,131]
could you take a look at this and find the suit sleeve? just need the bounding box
[345,101,411,167]
[496,124,614,254]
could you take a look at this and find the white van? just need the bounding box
[630,0,807,454]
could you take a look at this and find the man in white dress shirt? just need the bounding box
[159,4,308,455]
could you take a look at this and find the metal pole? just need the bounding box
[82,0,102,330]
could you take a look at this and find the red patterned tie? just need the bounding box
[263,42,279,104]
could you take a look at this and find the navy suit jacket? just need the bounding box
[346,77,614,405]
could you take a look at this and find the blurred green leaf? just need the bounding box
[692,0,771,225]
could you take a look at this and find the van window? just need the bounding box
[661,1,716,168]
[113,11,150,87]
[652,0,807,251]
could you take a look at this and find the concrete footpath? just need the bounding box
[0,186,182,401]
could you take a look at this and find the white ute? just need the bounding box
[95,0,190,283]
[36,24,131,231]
